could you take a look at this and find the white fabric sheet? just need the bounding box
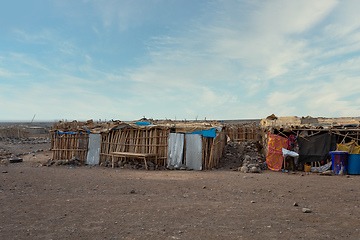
[167,133,184,168]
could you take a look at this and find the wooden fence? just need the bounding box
[100,128,170,166]
[0,126,29,139]
[51,133,89,163]
[202,129,227,170]
[226,123,259,142]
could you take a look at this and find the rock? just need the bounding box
[293,202,299,206]
[251,200,256,203]
[320,170,333,176]
[168,166,175,170]
[302,208,311,213]
[241,166,248,173]
[130,190,136,194]
[2,171,8,173]
[244,155,251,161]
[250,166,261,173]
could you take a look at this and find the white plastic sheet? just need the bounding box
[86,134,101,165]
[167,133,184,168]
[185,134,202,170]
[282,148,299,157]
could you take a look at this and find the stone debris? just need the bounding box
[43,157,83,167]
[250,166,261,173]
[101,159,163,170]
[1,148,45,162]
[302,208,312,213]
[320,170,334,176]
[0,137,51,145]
[218,141,265,173]
[166,164,188,171]
[293,202,299,206]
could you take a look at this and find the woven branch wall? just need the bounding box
[202,129,227,170]
[51,133,89,163]
[100,128,170,166]
[226,123,259,142]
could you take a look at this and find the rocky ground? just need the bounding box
[0,139,359,239]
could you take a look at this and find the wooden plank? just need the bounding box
[110,152,157,157]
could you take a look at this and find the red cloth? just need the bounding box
[266,133,289,171]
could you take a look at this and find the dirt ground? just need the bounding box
[1,145,360,239]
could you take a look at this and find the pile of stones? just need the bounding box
[43,157,83,167]
[101,160,162,170]
[218,141,265,173]
[218,142,245,170]
[238,141,265,173]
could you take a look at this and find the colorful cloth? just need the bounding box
[337,140,360,154]
[266,133,289,171]
[288,134,296,151]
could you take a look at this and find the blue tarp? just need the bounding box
[187,128,217,138]
[55,131,84,138]
[135,122,151,126]
[57,131,80,135]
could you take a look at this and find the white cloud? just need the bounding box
[2,0,360,120]
[252,0,338,35]
[0,68,28,78]
[9,53,49,72]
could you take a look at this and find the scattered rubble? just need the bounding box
[1,137,50,163]
[100,159,164,170]
[218,141,265,172]
[43,157,83,167]
[0,137,50,145]
[320,170,334,176]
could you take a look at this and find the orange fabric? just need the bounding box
[266,133,289,171]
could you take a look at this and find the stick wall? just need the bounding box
[202,129,227,170]
[226,123,259,142]
[100,128,170,166]
[51,133,89,163]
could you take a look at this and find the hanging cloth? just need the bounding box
[266,133,289,171]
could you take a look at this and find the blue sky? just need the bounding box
[1,0,360,121]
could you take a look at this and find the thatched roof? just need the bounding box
[51,119,225,134]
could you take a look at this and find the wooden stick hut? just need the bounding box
[50,120,227,170]
[261,115,360,169]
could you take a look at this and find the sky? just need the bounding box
[1,0,360,121]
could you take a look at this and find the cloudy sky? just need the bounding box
[1,0,360,121]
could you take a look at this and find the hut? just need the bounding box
[261,115,360,171]
[50,120,227,170]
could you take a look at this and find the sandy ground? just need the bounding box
[0,148,360,239]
